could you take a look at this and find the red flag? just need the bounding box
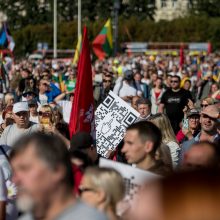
[69,27,95,138]
[179,44,184,69]
[207,42,212,55]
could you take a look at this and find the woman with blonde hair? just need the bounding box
[79,167,125,220]
[4,93,14,107]
[38,104,70,146]
[149,113,180,169]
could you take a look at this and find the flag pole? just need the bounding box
[78,0,81,38]
[53,0,57,58]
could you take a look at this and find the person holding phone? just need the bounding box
[176,109,201,144]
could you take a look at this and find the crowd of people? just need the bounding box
[0,51,219,220]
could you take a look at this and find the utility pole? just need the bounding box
[78,0,81,38]
[113,0,120,56]
[53,0,57,58]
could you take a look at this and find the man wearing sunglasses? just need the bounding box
[181,105,220,162]
[159,75,193,134]
[0,102,39,147]
[94,74,114,108]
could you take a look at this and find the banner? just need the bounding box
[95,91,139,157]
[99,158,159,201]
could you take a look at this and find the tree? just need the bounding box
[189,0,220,17]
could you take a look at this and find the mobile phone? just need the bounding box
[182,118,189,129]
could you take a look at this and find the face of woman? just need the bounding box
[211,84,218,93]
[201,101,209,109]
[79,176,101,208]
[183,81,191,90]
[188,115,200,130]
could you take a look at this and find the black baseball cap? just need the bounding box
[70,132,93,150]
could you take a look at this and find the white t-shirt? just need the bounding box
[39,93,48,105]
[113,81,137,98]
[29,115,39,124]
[57,100,72,123]
[0,123,40,147]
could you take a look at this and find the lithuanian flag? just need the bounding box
[92,19,113,60]
[73,34,82,66]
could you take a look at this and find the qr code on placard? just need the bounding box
[124,176,141,201]
[95,92,139,157]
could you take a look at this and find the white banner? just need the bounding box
[99,158,160,201]
[95,91,140,157]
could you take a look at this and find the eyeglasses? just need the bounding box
[78,187,96,196]
[201,104,209,108]
[170,80,179,83]
[23,93,34,97]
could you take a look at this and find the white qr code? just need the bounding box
[95,91,139,157]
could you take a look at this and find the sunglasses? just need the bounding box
[170,80,179,83]
[23,93,34,97]
[15,111,28,117]
[202,114,217,121]
[38,111,51,117]
[41,83,48,86]
[103,80,112,83]
[78,187,96,196]
[201,104,209,108]
[28,104,37,108]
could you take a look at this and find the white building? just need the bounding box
[154,0,191,22]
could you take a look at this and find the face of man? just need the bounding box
[11,146,62,212]
[134,73,142,82]
[200,114,217,133]
[182,145,215,170]
[13,111,30,128]
[138,104,151,118]
[170,77,180,90]
[103,76,112,89]
[122,130,149,165]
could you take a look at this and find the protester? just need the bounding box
[160,170,220,220]
[159,75,193,134]
[148,113,180,169]
[136,98,152,121]
[122,121,170,176]
[0,106,14,136]
[10,132,108,220]
[150,77,165,114]
[113,70,137,104]
[79,167,125,220]
[181,141,220,170]
[94,73,114,108]
[0,102,39,147]
[28,100,39,124]
[181,104,220,159]
[176,108,201,144]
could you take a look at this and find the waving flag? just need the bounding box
[92,19,113,60]
[0,23,15,51]
[73,34,82,66]
[69,27,95,138]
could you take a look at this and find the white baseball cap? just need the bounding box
[13,102,29,114]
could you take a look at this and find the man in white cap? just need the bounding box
[0,102,39,147]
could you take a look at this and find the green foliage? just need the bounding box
[12,15,220,57]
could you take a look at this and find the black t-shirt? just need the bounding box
[161,88,192,121]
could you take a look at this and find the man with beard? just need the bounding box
[10,132,107,220]
[181,105,220,160]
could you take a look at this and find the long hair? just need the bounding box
[148,113,177,144]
